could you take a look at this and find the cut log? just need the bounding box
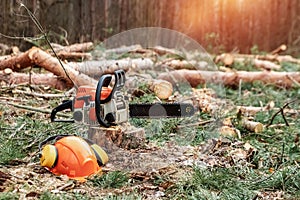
[219,126,241,138]
[0,70,69,90]
[215,53,281,70]
[215,53,234,66]
[51,42,94,53]
[270,44,287,55]
[253,59,281,70]
[57,52,92,60]
[0,47,97,87]
[148,46,181,56]
[126,76,173,100]
[158,69,300,88]
[157,59,210,70]
[242,119,264,133]
[67,58,153,78]
[227,53,300,65]
[104,45,143,55]
[158,59,196,70]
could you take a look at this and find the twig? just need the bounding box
[267,123,295,128]
[266,99,298,127]
[13,89,72,99]
[177,119,215,129]
[9,123,26,139]
[19,3,77,89]
[0,101,70,117]
[286,74,300,87]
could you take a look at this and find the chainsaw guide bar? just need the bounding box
[129,103,195,118]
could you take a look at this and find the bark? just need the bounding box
[217,53,300,65]
[57,52,92,60]
[52,42,94,53]
[158,59,197,70]
[67,58,154,78]
[215,53,234,66]
[104,45,143,55]
[88,125,145,153]
[158,69,300,88]
[237,105,300,116]
[148,46,181,56]
[0,47,97,87]
[0,70,69,90]
[253,59,281,70]
[215,53,281,70]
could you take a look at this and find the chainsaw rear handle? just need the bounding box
[50,100,74,123]
[95,70,125,127]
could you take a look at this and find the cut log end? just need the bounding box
[152,80,173,99]
[242,119,264,133]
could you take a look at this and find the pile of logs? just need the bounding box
[1,43,300,91]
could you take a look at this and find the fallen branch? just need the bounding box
[267,99,298,127]
[1,101,70,117]
[12,89,72,99]
[158,69,300,88]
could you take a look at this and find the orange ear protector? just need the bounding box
[39,135,108,180]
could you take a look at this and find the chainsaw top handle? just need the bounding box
[95,70,126,127]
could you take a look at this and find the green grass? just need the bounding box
[168,164,300,200]
[0,105,81,165]
[89,171,129,189]
[0,192,19,200]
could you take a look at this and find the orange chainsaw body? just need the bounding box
[73,86,112,124]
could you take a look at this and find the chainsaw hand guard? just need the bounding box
[95,70,127,127]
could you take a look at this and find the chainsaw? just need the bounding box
[50,70,195,127]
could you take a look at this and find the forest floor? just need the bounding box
[1,42,300,200]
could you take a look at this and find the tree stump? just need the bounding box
[87,124,145,153]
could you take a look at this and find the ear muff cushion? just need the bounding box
[40,144,58,168]
[90,144,109,166]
